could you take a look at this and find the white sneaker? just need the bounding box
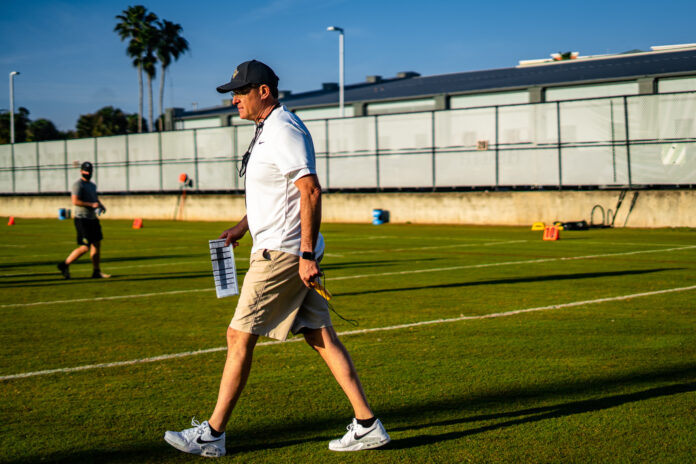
[164,418,226,458]
[329,418,390,451]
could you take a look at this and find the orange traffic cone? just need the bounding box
[7,216,15,226]
[542,225,559,241]
[132,218,143,229]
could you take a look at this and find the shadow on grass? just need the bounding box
[0,271,215,288]
[334,268,683,297]
[387,381,696,450]
[8,365,695,462]
[0,254,203,270]
[322,258,439,271]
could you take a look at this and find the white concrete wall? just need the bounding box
[2,190,694,228]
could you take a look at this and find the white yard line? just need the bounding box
[2,284,694,381]
[0,240,520,276]
[0,257,250,277]
[328,244,696,281]
[1,288,213,308]
[0,245,200,261]
[579,241,693,247]
[334,239,527,255]
[2,245,694,309]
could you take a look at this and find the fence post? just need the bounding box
[556,101,562,189]
[35,142,41,193]
[431,111,436,191]
[495,106,499,189]
[125,134,130,192]
[10,144,15,193]
[374,115,380,191]
[325,118,330,191]
[232,125,238,191]
[93,137,98,186]
[623,96,633,187]
[193,129,199,191]
[64,139,68,191]
[158,131,163,191]
[610,99,617,183]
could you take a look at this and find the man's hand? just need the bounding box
[219,227,244,248]
[299,257,322,287]
[219,216,249,248]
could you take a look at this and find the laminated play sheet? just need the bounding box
[209,239,239,298]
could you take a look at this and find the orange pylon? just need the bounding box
[543,225,559,241]
[132,218,143,229]
[7,216,15,226]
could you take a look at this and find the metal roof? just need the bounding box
[179,47,696,119]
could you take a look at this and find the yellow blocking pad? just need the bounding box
[531,222,545,231]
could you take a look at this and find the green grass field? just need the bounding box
[1,218,695,463]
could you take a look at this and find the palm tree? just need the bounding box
[155,20,189,131]
[114,5,158,133]
[141,24,159,133]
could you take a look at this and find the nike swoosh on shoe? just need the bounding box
[353,426,377,440]
[196,436,223,444]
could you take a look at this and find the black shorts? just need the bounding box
[74,218,103,246]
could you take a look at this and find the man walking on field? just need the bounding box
[164,60,390,458]
[57,161,110,279]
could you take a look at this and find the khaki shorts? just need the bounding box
[230,249,332,341]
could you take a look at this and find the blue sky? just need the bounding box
[1,0,695,131]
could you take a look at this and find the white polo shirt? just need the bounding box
[244,105,324,257]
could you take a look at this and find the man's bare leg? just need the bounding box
[304,326,373,419]
[65,245,89,265]
[90,242,101,271]
[208,327,259,431]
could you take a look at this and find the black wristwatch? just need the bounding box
[301,251,316,261]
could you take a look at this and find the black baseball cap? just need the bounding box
[81,161,93,172]
[216,60,279,93]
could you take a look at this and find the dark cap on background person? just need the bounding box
[81,161,93,172]
[216,60,279,93]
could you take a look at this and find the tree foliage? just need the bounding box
[115,5,188,133]
[0,108,67,143]
[26,119,62,142]
[156,19,189,131]
[75,106,145,138]
[115,5,158,133]
[0,107,30,143]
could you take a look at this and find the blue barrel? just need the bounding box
[58,208,67,220]
[372,209,383,225]
[372,209,389,225]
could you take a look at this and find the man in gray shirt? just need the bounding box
[57,161,110,279]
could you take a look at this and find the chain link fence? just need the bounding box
[1,91,695,194]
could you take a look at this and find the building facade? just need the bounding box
[169,43,696,130]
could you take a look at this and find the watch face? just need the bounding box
[302,252,315,260]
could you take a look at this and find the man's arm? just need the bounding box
[219,215,249,248]
[295,174,322,287]
[71,194,98,209]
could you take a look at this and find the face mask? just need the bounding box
[82,172,92,181]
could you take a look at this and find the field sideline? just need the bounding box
[1,219,695,463]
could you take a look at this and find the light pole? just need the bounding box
[326,26,344,117]
[9,71,20,144]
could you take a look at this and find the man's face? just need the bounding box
[232,85,265,121]
[81,169,92,180]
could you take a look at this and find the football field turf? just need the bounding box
[1,218,695,463]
